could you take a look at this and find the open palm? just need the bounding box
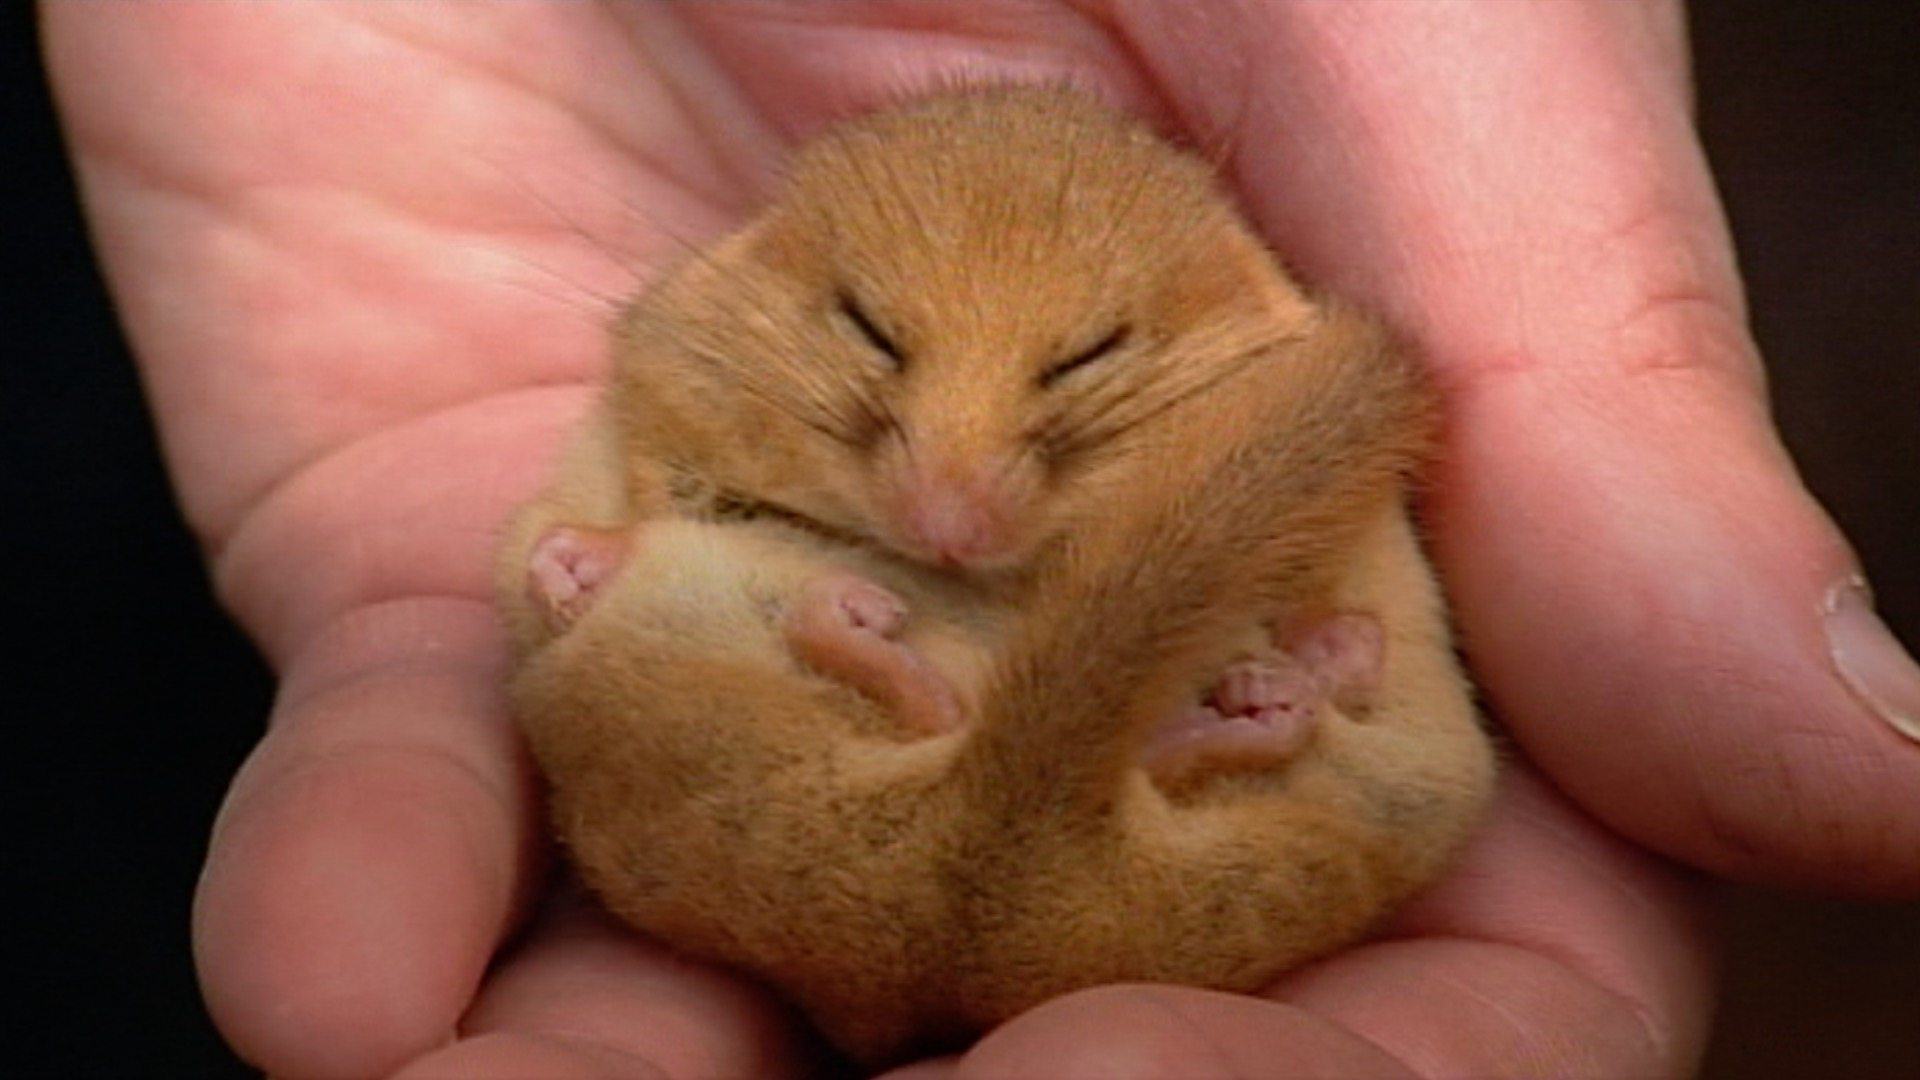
[46,3,1918,1077]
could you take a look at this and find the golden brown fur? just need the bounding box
[497,86,1495,1064]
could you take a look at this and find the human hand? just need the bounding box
[44,2,1917,1077]
[46,3,810,1075]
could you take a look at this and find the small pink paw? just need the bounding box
[828,577,908,638]
[785,573,962,735]
[527,525,632,631]
[1140,613,1386,790]
[1142,663,1319,789]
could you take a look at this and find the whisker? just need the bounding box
[577,173,751,275]
[484,247,624,314]
[1051,332,1301,459]
[470,153,650,288]
[1118,334,1299,432]
[719,361,846,442]
[682,329,868,447]
[874,396,906,445]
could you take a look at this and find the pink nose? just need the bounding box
[897,480,1004,567]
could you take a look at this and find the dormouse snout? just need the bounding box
[897,478,1002,567]
[885,456,1032,570]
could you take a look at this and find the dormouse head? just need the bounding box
[613,85,1317,572]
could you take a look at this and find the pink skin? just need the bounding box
[1285,613,1387,706]
[890,467,1018,570]
[526,526,632,632]
[783,573,963,735]
[1142,613,1384,789]
[896,482,1000,568]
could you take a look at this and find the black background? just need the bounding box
[11,3,1916,1076]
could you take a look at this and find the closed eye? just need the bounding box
[1039,325,1129,388]
[836,291,905,370]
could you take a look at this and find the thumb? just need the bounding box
[1434,316,1920,896]
[1111,0,1920,893]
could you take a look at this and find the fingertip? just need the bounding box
[460,891,818,1080]
[953,985,1411,1080]
[1438,371,1920,897]
[193,603,539,1077]
[392,1032,670,1080]
[877,1058,962,1080]
[195,744,526,1078]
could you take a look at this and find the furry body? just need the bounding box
[498,86,1495,1063]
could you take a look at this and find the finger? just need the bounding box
[392,886,820,1079]
[391,1033,668,1080]
[932,987,1414,1080]
[193,600,541,1080]
[1270,770,1711,1076]
[932,770,1709,1079]
[1103,0,1920,894]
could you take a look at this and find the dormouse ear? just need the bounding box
[525,524,633,633]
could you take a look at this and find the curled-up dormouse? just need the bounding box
[497,84,1495,1065]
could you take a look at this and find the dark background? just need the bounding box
[11,3,1914,1076]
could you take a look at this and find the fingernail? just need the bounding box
[1826,576,1920,744]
